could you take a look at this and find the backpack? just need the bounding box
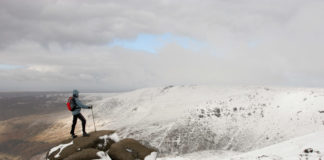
[67,96,76,111]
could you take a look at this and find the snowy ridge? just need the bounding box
[76,85,324,156]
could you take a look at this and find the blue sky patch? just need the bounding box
[108,33,207,54]
[0,64,24,70]
[248,40,260,48]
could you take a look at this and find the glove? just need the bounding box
[89,105,93,109]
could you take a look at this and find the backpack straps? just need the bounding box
[72,97,79,109]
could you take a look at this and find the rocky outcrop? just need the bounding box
[109,138,156,160]
[46,130,157,160]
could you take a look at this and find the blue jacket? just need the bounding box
[71,90,90,115]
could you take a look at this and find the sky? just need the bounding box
[0,0,324,92]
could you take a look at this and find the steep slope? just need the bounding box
[59,86,324,156]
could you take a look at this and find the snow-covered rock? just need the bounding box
[46,130,116,160]
[46,130,157,160]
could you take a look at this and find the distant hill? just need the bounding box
[0,92,69,121]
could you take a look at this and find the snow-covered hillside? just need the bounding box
[72,85,324,158]
[158,130,324,160]
[228,130,324,160]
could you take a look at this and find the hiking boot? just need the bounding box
[71,134,77,139]
[83,132,89,137]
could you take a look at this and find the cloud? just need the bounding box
[27,65,62,73]
[1,0,324,91]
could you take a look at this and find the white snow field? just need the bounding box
[228,130,324,160]
[67,85,324,159]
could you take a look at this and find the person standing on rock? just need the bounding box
[69,89,92,138]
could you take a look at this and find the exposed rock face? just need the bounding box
[46,130,157,160]
[109,138,155,160]
[46,130,115,160]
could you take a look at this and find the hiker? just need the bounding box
[69,89,92,138]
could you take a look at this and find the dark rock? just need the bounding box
[304,148,313,153]
[109,138,156,160]
[46,130,115,160]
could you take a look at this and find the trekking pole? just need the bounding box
[91,106,97,132]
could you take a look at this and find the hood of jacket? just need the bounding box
[73,89,79,98]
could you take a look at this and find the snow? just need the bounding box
[93,151,111,160]
[157,150,240,160]
[157,130,324,160]
[48,141,73,158]
[61,85,324,158]
[99,135,109,147]
[99,133,120,147]
[108,133,120,142]
[145,152,158,160]
[228,130,324,160]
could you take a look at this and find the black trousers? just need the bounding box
[70,113,86,135]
